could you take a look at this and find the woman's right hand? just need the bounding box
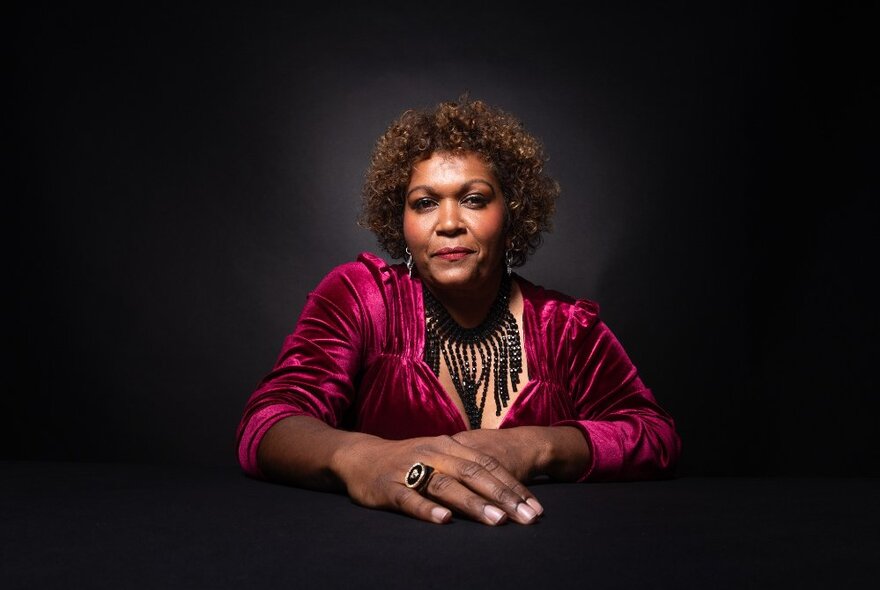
[334,434,544,526]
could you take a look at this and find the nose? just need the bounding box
[436,200,464,235]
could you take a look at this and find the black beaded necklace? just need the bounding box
[423,273,522,430]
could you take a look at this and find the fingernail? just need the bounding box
[526,497,544,515]
[517,502,537,522]
[483,505,506,524]
[431,507,451,523]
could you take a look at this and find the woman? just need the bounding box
[236,96,680,526]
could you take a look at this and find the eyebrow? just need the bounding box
[406,179,497,199]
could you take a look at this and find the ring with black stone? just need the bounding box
[404,462,435,492]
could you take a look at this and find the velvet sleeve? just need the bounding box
[235,261,381,478]
[552,301,681,482]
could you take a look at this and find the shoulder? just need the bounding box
[515,274,601,331]
[309,252,407,307]
[315,252,400,288]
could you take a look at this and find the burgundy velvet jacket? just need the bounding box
[237,252,680,481]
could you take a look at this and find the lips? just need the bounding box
[432,247,474,261]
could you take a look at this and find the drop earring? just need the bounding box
[405,247,414,278]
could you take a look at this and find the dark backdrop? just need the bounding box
[9,2,878,476]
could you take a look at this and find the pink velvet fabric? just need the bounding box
[236,252,680,481]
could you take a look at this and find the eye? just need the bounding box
[461,193,488,208]
[411,197,437,211]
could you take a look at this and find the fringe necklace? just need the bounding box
[423,273,523,430]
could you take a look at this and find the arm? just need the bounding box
[235,263,370,479]
[453,304,679,483]
[557,316,681,481]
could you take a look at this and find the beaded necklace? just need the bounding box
[423,273,523,430]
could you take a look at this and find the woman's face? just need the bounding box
[403,151,507,296]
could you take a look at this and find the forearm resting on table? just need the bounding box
[257,415,382,492]
[536,425,591,481]
[450,425,590,483]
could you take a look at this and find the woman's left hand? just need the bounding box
[452,425,590,483]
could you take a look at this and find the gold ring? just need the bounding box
[404,462,435,492]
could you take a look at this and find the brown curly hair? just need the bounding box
[357,95,560,268]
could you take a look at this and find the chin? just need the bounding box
[423,265,493,290]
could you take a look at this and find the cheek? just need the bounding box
[402,211,424,246]
[474,209,507,245]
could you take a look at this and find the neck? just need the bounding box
[425,269,505,328]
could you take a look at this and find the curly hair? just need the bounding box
[357,95,560,268]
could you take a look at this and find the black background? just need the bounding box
[9,1,878,476]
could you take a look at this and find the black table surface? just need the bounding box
[2,461,878,589]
